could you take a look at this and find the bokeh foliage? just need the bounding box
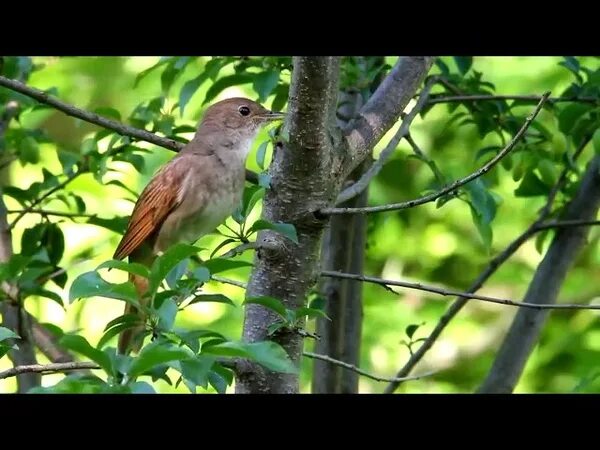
[1,56,599,393]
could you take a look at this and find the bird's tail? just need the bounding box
[117,273,150,355]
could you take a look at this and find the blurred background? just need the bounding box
[1,56,599,393]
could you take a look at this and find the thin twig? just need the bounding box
[8,171,83,230]
[219,242,256,259]
[210,275,247,289]
[302,351,436,383]
[6,209,98,219]
[428,94,599,105]
[0,362,99,380]
[323,91,550,215]
[337,77,437,204]
[383,135,593,393]
[321,270,600,311]
[535,219,600,231]
[0,76,183,152]
[0,75,258,183]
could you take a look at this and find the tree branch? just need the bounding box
[0,75,258,184]
[0,75,183,151]
[6,209,98,219]
[238,57,341,394]
[428,94,599,105]
[0,92,40,392]
[321,270,600,311]
[323,91,551,215]
[343,57,435,174]
[336,77,438,204]
[0,362,99,380]
[383,135,594,393]
[303,351,435,384]
[479,155,600,393]
[8,171,83,230]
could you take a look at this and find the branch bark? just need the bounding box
[0,95,40,392]
[0,75,258,184]
[321,270,600,310]
[312,74,369,394]
[324,91,551,215]
[383,136,593,393]
[0,361,99,380]
[343,57,435,175]
[236,57,341,393]
[478,155,600,393]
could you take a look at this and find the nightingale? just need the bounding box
[112,97,284,354]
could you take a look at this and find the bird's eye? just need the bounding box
[238,106,250,116]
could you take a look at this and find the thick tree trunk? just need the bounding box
[312,165,368,393]
[478,155,600,393]
[1,101,40,393]
[236,57,342,393]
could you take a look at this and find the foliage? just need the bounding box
[1,56,599,393]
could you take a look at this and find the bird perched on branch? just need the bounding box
[113,97,284,354]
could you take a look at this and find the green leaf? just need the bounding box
[128,342,192,378]
[454,57,473,76]
[148,243,201,295]
[69,271,140,305]
[59,334,112,374]
[465,179,496,224]
[255,141,269,170]
[134,59,170,88]
[18,136,39,165]
[204,74,253,104]
[244,296,288,319]
[86,216,129,234]
[156,297,178,331]
[203,258,253,274]
[205,341,297,374]
[179,74,207,115]
[309,295,326,311]
[209,238,237,259]
[130,381,156,394]
[405,323,424,339]
[537,159,558,187]
[187,294,235,306]
[558,103,593,135]
[253,70,280,102]
[258,172,271,188]
[0,327,19,343]
[271,84,289,113]
[97,260,150,278]
[174,329,226,354]
[248,219,298,243]
[293,307,329,321]
[97,316,142,349]
[23,286,64,308]
[469,205,493,249]
[266,322,287,336]
[94,107,121,121]
[593,128,600,155]
[514,171,550,197]
[180,355,216,388]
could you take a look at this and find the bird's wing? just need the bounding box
[113,156,189,261]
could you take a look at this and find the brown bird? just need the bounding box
[113,97,284,354]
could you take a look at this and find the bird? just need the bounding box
[112,97,285,354]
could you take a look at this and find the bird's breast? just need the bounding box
[154,160,245,253]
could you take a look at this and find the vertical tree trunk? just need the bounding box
[478,155,600,393]
[312,58,386,393]
[312,165,368,393]
[236,57,342,394]
[1,100,41,392]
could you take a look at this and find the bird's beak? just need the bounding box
[262,111,286,121]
